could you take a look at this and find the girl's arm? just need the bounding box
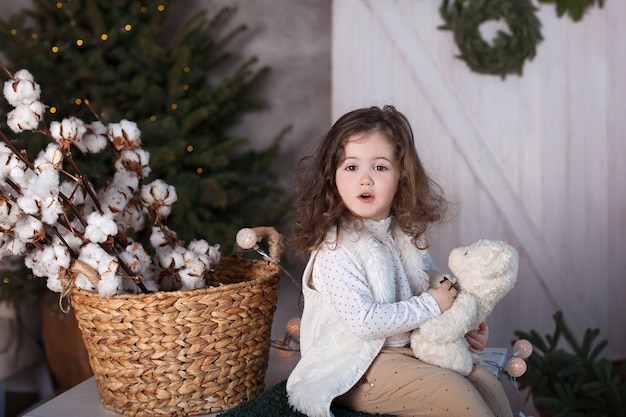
[312,248,440,340]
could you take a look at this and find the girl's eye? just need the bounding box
[345,165,357,171]
[374,165,387,172]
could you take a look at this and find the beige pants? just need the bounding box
[335,347,513,417]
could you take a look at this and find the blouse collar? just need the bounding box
[363,217,393,242]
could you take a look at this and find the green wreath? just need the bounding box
[439,0,543,79]
[538,0,605,22]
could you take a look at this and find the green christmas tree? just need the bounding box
[514,311,625,417]
[0,0,290,303]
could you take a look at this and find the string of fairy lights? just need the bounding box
[5,1,208,175]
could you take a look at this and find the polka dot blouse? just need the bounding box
[312,217,441,347]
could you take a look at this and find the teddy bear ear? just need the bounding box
[447,246,467,272]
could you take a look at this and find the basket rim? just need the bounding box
[70,256,280,301]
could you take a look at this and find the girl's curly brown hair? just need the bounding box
[290,105,448,256]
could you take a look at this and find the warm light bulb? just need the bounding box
[504,357,527,377]
[513,339,533,359]
[236,228,257,250]
[286,317,301,338]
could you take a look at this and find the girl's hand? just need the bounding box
[465,321,489,354]
[427,279,457,312]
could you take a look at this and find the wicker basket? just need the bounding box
[70,229,282,417]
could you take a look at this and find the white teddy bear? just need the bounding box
[410,239,519,376]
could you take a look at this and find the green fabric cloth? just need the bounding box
[219,380,394,417]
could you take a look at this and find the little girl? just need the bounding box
[286,106,513,417]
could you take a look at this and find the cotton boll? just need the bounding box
[75,121,108,154]
[75,273,95,291]
[34,143,63,171]
[78,243,115,277]
[3,238,27,256]
[17,191,40,216]
[45,274,64,293]
[84,211,118,243]
[97,263,121,297]
[188,239,210,255]
[115,200,145,232]
[108,119,142,150]
[12,69,36,82]
[40,196,63,224]
[24,248,50,278]
[97,258,119,279]
[188,239,221,268]
[28,101,46,121]
[14,216,44,241]
[150,226,178,248]
[51,240,72,269]
[31,166,60,198]
[0,151,29,185]
[49,117,86,148]
[178,254,207,290]
[24,243,70,279]
[119,242,151,275]
[0,144,14,182]
[7,105,40,132]
[116,148,151,178]
[156,246,185,270]
[207,244,221,265]
[100,184,132,215]
[0,198,21,225]
[112,170,139,193]
[141,179,177,219]
[179,271,206,291]
[3,70,41,107]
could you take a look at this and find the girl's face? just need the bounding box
[335,131,400,221]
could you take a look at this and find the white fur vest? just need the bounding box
[286,223,429,417]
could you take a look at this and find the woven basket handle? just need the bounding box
[233,226,284,262]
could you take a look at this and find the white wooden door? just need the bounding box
[333,0,626,358]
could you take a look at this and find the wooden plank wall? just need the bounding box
[332,0,625,359]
